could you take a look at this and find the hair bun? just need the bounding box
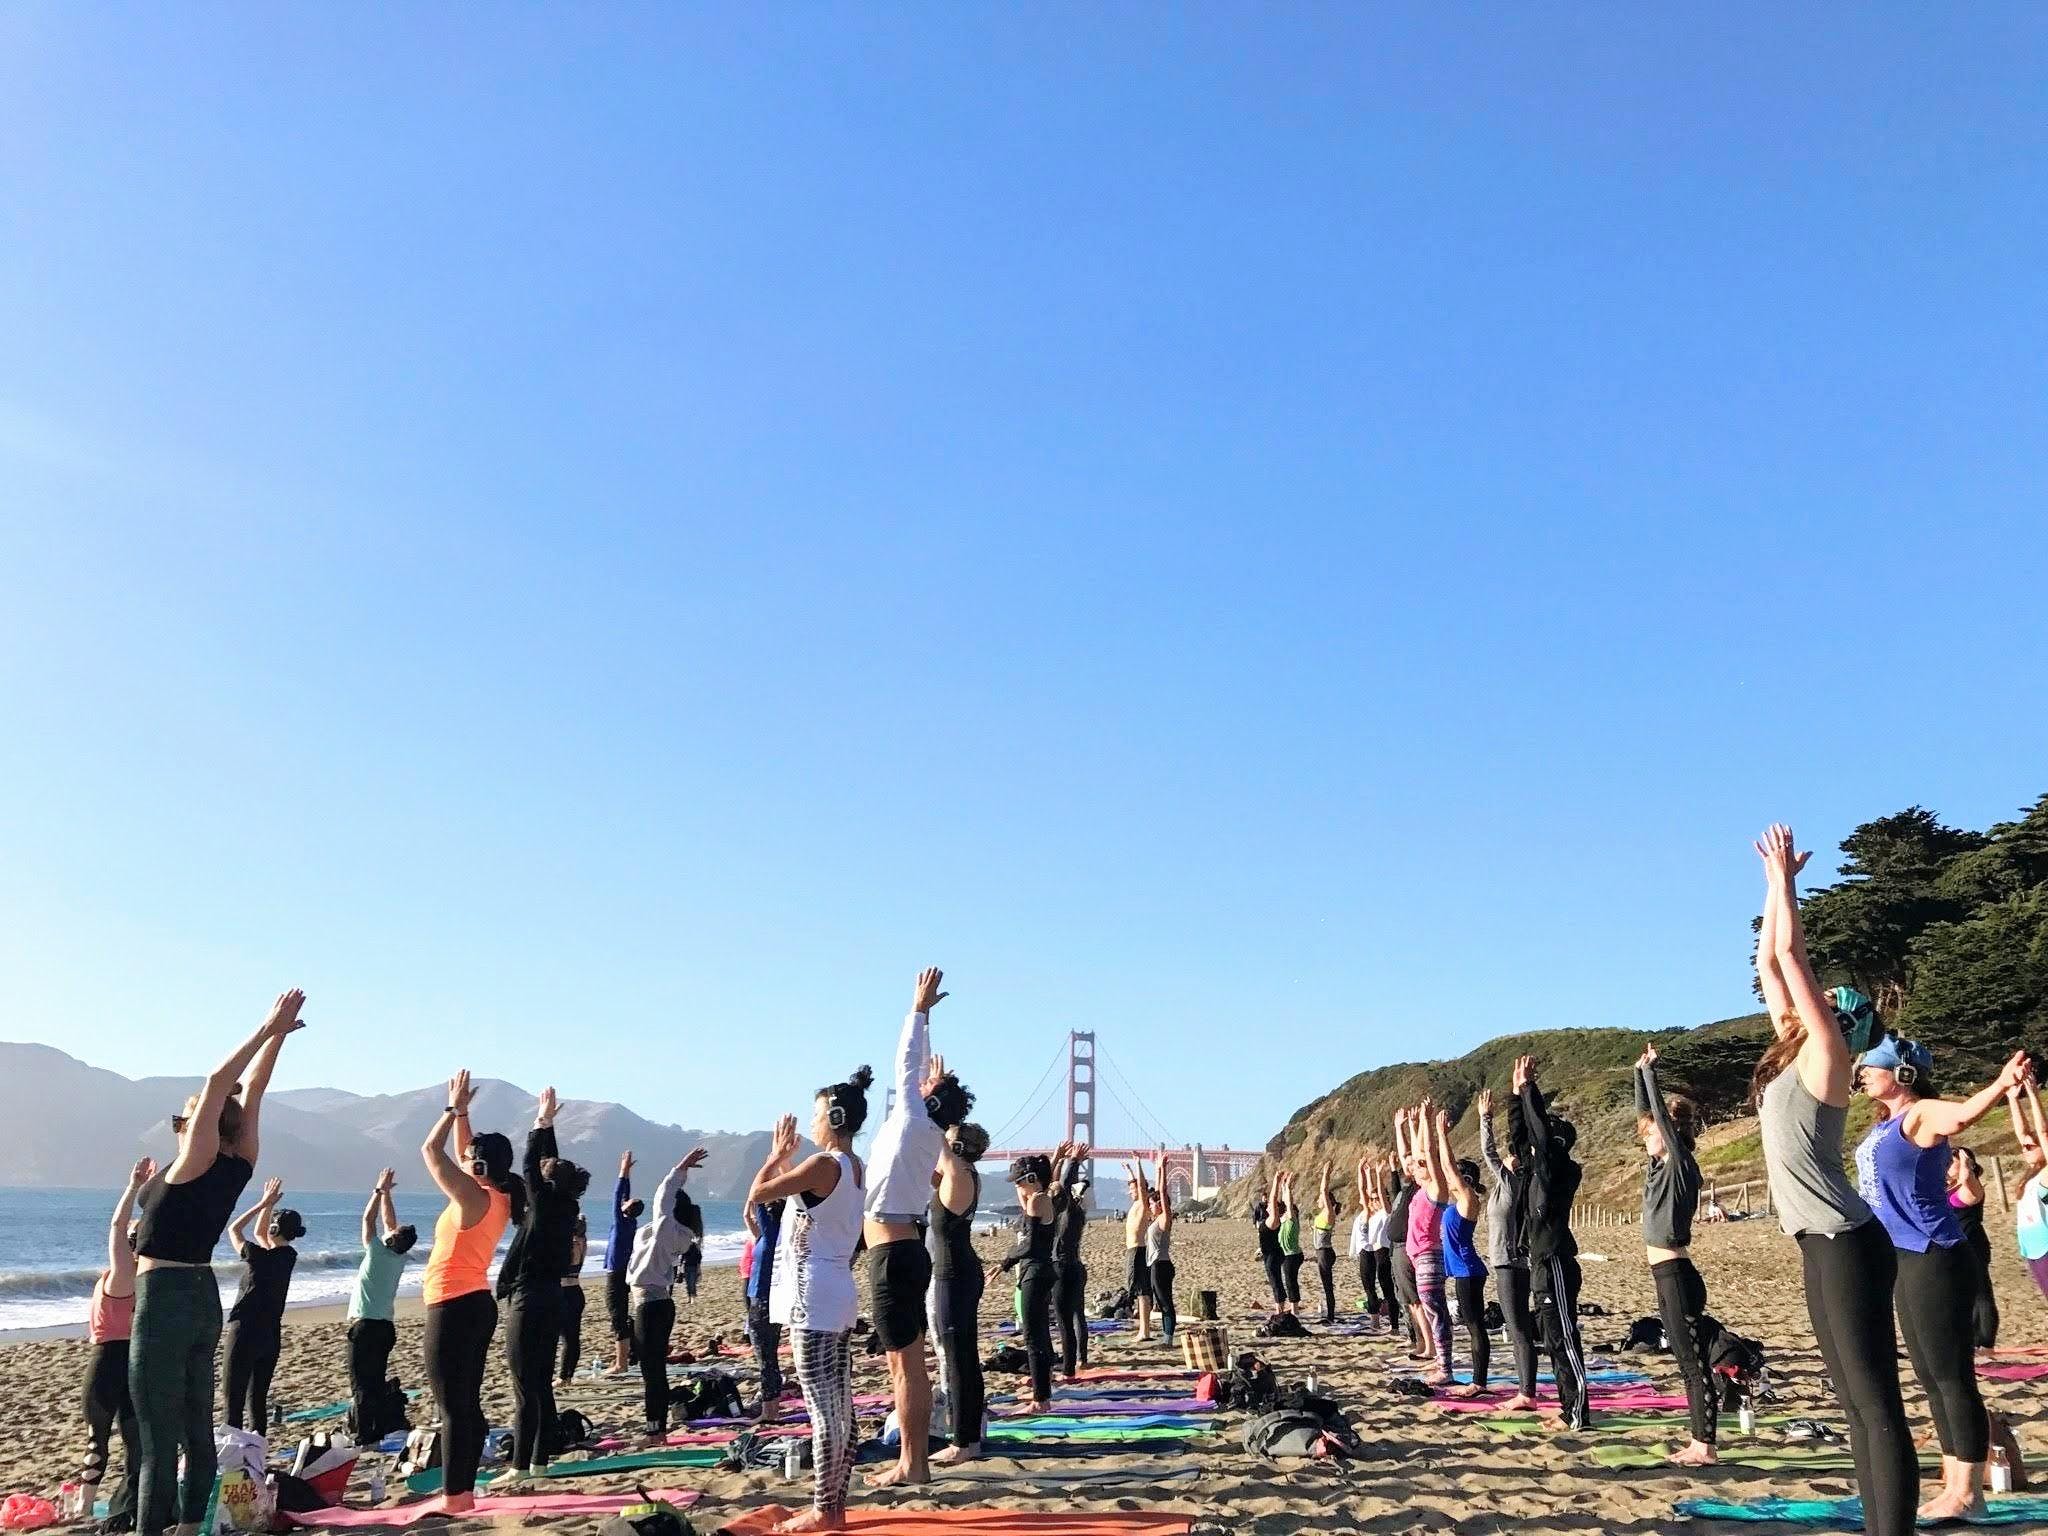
[849,1065,875,1092]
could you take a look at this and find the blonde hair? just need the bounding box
[1751,1010,1806,1109]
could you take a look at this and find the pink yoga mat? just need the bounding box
[992,1397,1211,1418]
[1980,1362,2048,1382]
[282,1489,703,1528]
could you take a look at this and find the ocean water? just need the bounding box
[0,1188,750,1334]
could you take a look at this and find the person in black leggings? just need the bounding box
[557,1215,587,1383]
[1253,1198,1285,1312]
[1635,1044,1715,1464]
[1947,1149,1999,1351]
[83,1161,150,1531]
[928,1122,990,1466]
[997,1156,1058,1413]
[1052,1146,1092,1378]
[1312,1162,1340,1325]
[492,1088,592,1486]
[1147,1150,1178,1345]
[132,990,300,1536]
[222,1179,302,1433]
[419,1070,520,1515]
[1753,824,1913,1536]
[1385,1170,1424,1358]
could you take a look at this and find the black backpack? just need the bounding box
[545,1408,597,1457]
[1255,1312,1307,1339]
[598,1491,697,1536]
[349,1377,412,1446]
[1620,1315,1667,1352]
[1220,1353,1277,1412]
[1244,1406,1362,1460]
[982,1344,1029,1375]
[672,1372,745,1424]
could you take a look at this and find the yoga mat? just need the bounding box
[1596,1442,1938,1473]
[722,1508,1194,1535]
[997,1319,1126,1335]
[283,1389,423,1425]
[1434,1389,1689,1415]
[1385,1363,1651,1386]
[401,1450,725,1497]
[935,1464,1205,1489]
[284,1489,702,1528]
[1478,1412,1797,1437]
[992,1397,1212,1418]
[1073,1368,1196,1383]
[1674,1496,2048,1527]
[1980,1362,2048,1383]
[991,1414,1218,1433]
[984,1423,1211,1444]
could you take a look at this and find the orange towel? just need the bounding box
[721,1510,1193,1536]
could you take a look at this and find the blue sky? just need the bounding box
[3,8,2044,1153]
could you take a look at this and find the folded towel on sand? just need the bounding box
[284,1489,702,1528]
[1674,1496,2048,1527]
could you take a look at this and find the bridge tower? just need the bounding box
[1065,1030,1096,1148]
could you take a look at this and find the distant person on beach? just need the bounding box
[418,1069,519,1517]
[558,1213,588,1383]
[1123,1161,1156,1339]
[1272,1170,1304,1315]
[1477,1088,1539,1409]
[1348,1159,1377,1322]
[2007,1073,2048,1303]
[1513,1055,1590,1430]
[1635,1043,1715,1465]
[624,1149,707,1438]
[750,1066,871,1534]
[131,987,301,1536]
[82,1158,150,1531]
[1051,1143,1092,1378]
[491,1086,592,1488]
[1943,1150,1994,1348]
[606,1152,642,1375]
[1252,1194,1285,1313]
[1427,1106,1489,1399]
[1396,1105,1452,1385]
[1148,1149,1178,1346]
[346,1167,416,1445]
[1854,1035,2031,1520]
[995,1154,1057,1414]
[743,1195,786,1419]
[223,1177,302,1432]
[861,968,954,1493]
[1752,823,1912,1536]
[1384,1158,1424,1357]
[1310,1161,1338,1326]
[927,1101,989,1466]
[678,1188,704,1303]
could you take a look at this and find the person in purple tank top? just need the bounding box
[1854,1034,2033,1524]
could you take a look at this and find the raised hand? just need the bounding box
[1512,1055,1534,1091]
[448,1070,475,1113]
[681,1145,709,1173]
[1998,1050,2033,1093]
[129,1157,156,1188]
[536,1087,560,1125]
[1477,1087,1493,1118]
[1638,1042,1658,1071]
[265,988,308,1036]
[913,967,948,1014]
[620,1150,635,1175]
[375,1166,396,1193]
[261,1177,284,1204]
[921,1053,949,1101]
[770,1114,799,1164]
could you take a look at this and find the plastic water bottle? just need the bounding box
[368,1463,387,1505]
[58,1483,82,1520]
[1306,1368,1319,1396]
[1990,1446,2012,1494]
[1738,1391,1755,1436]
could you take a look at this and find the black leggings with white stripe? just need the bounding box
[1532,1254,1589,1428]
[794,1328,855,1516]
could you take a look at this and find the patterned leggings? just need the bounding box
[793,1328,854,1515]
[1413,1247,1453,1376]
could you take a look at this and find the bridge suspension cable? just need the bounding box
[1097,1044,1182,1148]
[984,1034,1070,1148]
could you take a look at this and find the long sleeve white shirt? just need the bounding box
[863,1011,945,1223]
[624,1164,689,1291]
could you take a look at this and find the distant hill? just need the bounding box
[0,1043,781,1200]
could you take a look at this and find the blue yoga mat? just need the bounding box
[996,1318,1124,1334]
[1675,1496,2048,1528]
[992,1413,1219,1433]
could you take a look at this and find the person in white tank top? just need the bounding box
[748,1067,872,1534]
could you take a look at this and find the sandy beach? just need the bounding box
[12,1207,2045,1534]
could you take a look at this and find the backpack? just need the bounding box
[1243,1407,1362,1460]
[1482,1301,1504,1333]
[1701,1315,1768,1403]
[597,1491,697,1536]
[394,1427,442,1479]
[672,1372,745,1424]
[1620,1315,1667,1352]
[1273,1383,1340,1419]
[545,1409,598,1457]
[349,1378,412,1446]
[1219,1353,1277,1413]
[982,1344,1029,1375]
[1255,1312,1307,1339]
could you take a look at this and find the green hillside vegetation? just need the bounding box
[1229,792,2048,1213]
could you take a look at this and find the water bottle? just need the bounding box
[1737,1391,1755,1437]
[1990,1446,2012,1495]
[58,1483,82,1521]
[368,1463,387,1505]
[1306,1368,1319,1396]
[782,1439,804,1481]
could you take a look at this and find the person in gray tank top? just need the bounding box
[1751,824,1914,1536]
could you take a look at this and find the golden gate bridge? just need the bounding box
[976,1030,1260,1201]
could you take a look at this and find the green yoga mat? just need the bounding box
[1675,1495,2048,1527]
[403,1448,726,1497]
[1594,1442,1939,1472]
[984,1424,1205,1444]
[1475,1413,1797,1437]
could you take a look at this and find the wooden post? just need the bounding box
[1990,1154,2009,1211]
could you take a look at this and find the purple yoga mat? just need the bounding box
[992,1397,1211,1418]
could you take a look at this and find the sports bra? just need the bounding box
[134,1153,253,1264]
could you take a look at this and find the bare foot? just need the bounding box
[770,1513,845,1534]
[1538,1412,1570,1433]
[863,1461,927,1490]
[1445,1384,1485,1399]
[1917,1490,1986,1524]
[930,1444,981,1467]
[1668,1441,1718,1467]
[430,1493,476,1516]
[1027,1399,1052,1416]
[1422,1372,1452,1389]
[1503,1393,1538,1412]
